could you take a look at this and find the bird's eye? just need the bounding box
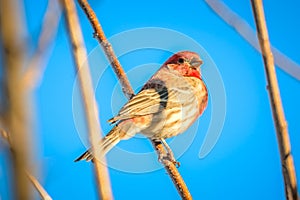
[178,58,185,64]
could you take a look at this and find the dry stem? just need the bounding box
[152,140,192,199]
[251,1,298,199]
[77,0,192,199]
[0,0,32,199]
[77,0,134,100]
[23,0,62,89]
[0,130,52,200]
[205,0,300,80]
[60,0,113,199]
[26,172,52,200]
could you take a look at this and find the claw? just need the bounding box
[161,138,180,167]
[158,153,165,163]
[166,152,181,167]
[157,151,181,167]
[173,160,181,168]
[153,138,181,167]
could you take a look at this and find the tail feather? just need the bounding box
[74,150,93,162]
[74,126,122,162]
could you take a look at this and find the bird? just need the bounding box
[75,51,208,163]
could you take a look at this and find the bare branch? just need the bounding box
[250,1,299,199]
[151,140,192,199]
[0,0,32,199]
[26,172,52,200]
[77,0,192,199]
[77,0,134,99]
[0,129,53,200]
[60,0,113,199]
[205,0,300,80]
[23,0,62,89]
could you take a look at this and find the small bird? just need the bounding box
[75,51,208,163]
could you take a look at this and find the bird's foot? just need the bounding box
[157,140,181,167]
[158,153,180,167]
[153,138,181,167]
[161,139,180,167]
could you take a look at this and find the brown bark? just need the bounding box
[61,0,113,199]
[0,0,32,199]
[251,1,299,199]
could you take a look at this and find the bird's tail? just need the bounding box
[74,125,123,162]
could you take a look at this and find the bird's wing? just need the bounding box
[108,86,176,124]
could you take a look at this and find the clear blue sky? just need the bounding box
[1,0,300,199]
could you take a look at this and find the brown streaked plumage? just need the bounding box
[75,51,208,162]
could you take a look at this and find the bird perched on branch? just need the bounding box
[75,51,208,164]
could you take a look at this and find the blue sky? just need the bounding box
[1,0,300,199]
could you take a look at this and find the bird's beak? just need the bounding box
[190,58,203,68]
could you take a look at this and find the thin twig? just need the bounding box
[77,0,134,100]
[77,1,192,199]
[60,0,113,199]
[0,129,52,200]
[26,171,52,200]
[250,1,299,199]
[205,0,300,80]
[23,0,62,89]
[152,140,192,199]
[0,0,32,199]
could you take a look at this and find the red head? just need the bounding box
[163,51,203,79]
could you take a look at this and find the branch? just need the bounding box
[77,0,134,100]
[60,0,113,199]
[151,140,192,199]
[0,0,32,199]
[250,1,299,199]
[23,0,62,90]
[0,129,52,200]
[77,0,192,199]
[26,172,53,200]
[205,0,300,81]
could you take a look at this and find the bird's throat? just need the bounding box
[169,64,201,79]
[186,69,201,79]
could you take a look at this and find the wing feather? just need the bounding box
[108,87,177,124]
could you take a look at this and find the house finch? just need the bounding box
[75,51,208,163]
